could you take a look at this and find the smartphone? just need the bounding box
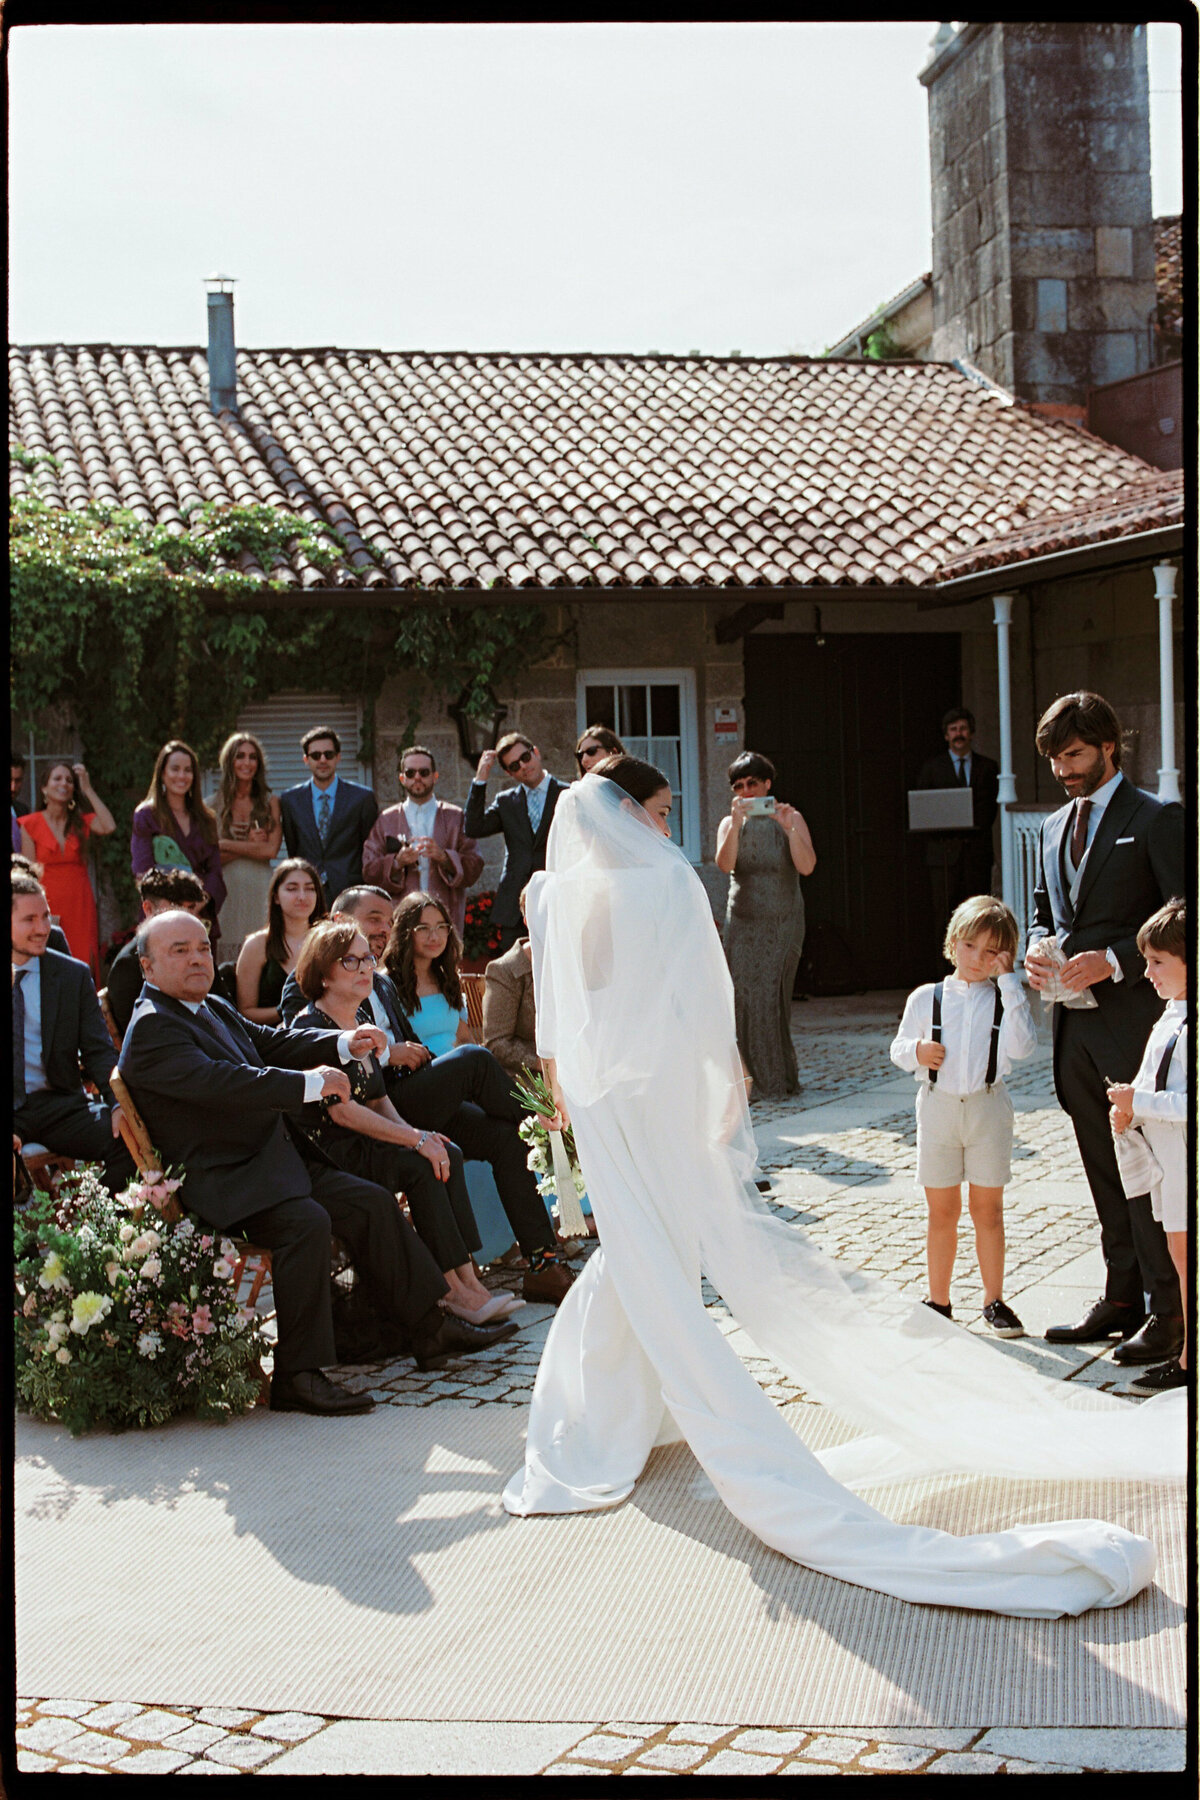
[743,796,776,816]
[384,836,402,854]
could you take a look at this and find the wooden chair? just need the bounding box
[18,1146,76,1200]
[97,986,123,1053]
[460,970,486,1043]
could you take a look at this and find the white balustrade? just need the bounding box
[1003,804,1058,963]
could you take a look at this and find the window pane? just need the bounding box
[584,687,616,731]
[649,684,680,736]
[618,685,647,739]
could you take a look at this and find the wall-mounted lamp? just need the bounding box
[447,683,508,764]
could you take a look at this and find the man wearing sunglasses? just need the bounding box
[464,733,569,954]
[279,726,379,908]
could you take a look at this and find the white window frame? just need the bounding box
[576,667,700,863]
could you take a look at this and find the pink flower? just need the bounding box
[200,1236,213,1251]
[191,1305,215,1335]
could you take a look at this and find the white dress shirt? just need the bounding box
[525,771,552,834]
[890,973,1037,1093]
[402,795,439,891]
[13,957,49,1097]
[1131,999,1187,1125]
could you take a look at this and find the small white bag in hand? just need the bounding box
[1032,936,1098,1011]
[1111,1123,1162,1201]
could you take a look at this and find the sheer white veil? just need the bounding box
[527,774,1184,1491]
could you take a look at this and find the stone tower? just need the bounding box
[920,22,1156,410]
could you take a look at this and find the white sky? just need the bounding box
[7,20,1184,356]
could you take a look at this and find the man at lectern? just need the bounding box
[914,707,1000,939]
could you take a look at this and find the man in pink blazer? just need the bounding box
[362,744,483,937]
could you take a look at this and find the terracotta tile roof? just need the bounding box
[1154,214,1183,338]
[939,467,1184,580]
[8,345,1155,593]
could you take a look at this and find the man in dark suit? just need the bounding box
[914,707,1001,941]
[279,725,379,907]
[118,911,515,1416]
[106,865,211,1039]
[13,872,137,1193]
[279,885,574,1306]
[1025,692,1185,1365]
[464,732,569,954]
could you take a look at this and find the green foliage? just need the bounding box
[864,321,903,361]
[10,485,549,922]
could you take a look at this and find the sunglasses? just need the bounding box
[307,749,338,761]
[577,744,603,760]
[501,747,535,773]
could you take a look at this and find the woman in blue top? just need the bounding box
[383,891,473,1055]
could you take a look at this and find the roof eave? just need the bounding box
[918,524,1185,609]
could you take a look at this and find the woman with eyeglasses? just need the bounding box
[715,751,817,1100]
[382,892,474,1056]
[235,858,327,1025]
[290,918,517,1325]
[574,725,625,777]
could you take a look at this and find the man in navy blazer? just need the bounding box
[279,725,379,906]
[464,733,569,953]
[12,873,135,1193]
[118,911,514,1414]
[1025,692,1185,1365]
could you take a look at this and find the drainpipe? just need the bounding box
[1153,560,1181,805]
[205,274,238,416]
[993,593,1018,906]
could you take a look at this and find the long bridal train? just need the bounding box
[501,775,1185,1620]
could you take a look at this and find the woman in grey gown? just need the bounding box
[716,751,816,1099]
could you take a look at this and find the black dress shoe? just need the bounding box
[270,1370,375,1415]
[412,1313,517,1372]
[1044,1298,1146,1344]
[1111,1314,1185,1366]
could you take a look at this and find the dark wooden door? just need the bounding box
[743,631,963,990]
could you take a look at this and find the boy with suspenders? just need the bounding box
[891,896,1037,1336]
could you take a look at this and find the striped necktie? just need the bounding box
[317,790,332,844]
[526,783,545,834]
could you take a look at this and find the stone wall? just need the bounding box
[923,22,1156,405]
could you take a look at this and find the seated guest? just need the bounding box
[290,920,518,1325]
[118,911,516,1414]
[12,854,70,955]
[236,858,327,1025]
[106,866,211,1038]
[12,872,136,1194]
[381,891,575,1304]
[482,884,540,1076]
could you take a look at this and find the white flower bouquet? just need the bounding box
[14,1165,266,1435]
[513,1067,590,1237]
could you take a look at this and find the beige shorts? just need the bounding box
[916,1082,1014,1189]
[1151,1179,1187,1236]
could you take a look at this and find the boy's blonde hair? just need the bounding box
[1136,895,1186,960]
[943,895,1019,963]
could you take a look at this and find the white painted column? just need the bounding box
[1153,560,1181,805]
[992,593,1018,907]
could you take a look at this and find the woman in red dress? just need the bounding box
[19,761,116,979]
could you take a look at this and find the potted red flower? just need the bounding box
[460,890,503,971]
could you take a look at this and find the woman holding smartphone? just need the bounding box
[715,751,816,1100]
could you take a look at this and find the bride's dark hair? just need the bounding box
[593,754,669,805]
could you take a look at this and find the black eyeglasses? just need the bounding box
[339,953,377,972]
[502,747,535,774]
[307,749,338,761]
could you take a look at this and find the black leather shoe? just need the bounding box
[412,1313,517,1372]
[1044,1298,1146,1344]
[1111,1314,1185,1366]
[269,1370,375,1415]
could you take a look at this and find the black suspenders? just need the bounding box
[1155,1028,1182,1092]
[929,981,1004,1089]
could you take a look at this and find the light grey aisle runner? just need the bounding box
[16,1405,1184,1728]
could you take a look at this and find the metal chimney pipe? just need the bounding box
[205,275,238,416]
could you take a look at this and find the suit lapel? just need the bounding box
[505,787,534,848]
[39,955,62,1069]
[531,779,563,853]
[1073,778,1140,918]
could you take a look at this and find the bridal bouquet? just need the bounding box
[512,1068,589,1237]
[14,1165,267,1436]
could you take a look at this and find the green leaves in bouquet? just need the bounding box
[511,1066,578,1164]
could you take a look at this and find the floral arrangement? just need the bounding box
[513,1068,589,1234]
[14,1165,267,1436]
[461,889,503,961]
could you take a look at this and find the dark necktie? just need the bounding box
[317,790,332,845]
[955,757,968,787]
[13,968,27,1105]
[1070,797,1092,869]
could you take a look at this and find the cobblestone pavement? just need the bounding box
[15,993,1186,1777]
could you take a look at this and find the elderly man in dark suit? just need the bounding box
[278,885,574,1306]
[464,732,569,954]
[12,872,136,1193]
[118,911,515,1415]
[1025,692,1185,1366]
[914,706,1001,938]
[279,725,379,907]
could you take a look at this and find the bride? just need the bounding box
[502,758,1184,1619]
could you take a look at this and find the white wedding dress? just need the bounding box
[502,777,1185,1618]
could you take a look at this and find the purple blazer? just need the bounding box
[130,802,227,918]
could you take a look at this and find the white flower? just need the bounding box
[55,1346,72,1365]
[212,1259,234,1281]
[140,1257,162,1282]
[70,1291,112,1335]
[219,1238,237,1260]
[137,1331,163,1359]
[118,1223,135,1244]
[175,1218,195,1239]
[46,1320,69,1345]
[77,1224,97,1249]
[38,1253,71,1292]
